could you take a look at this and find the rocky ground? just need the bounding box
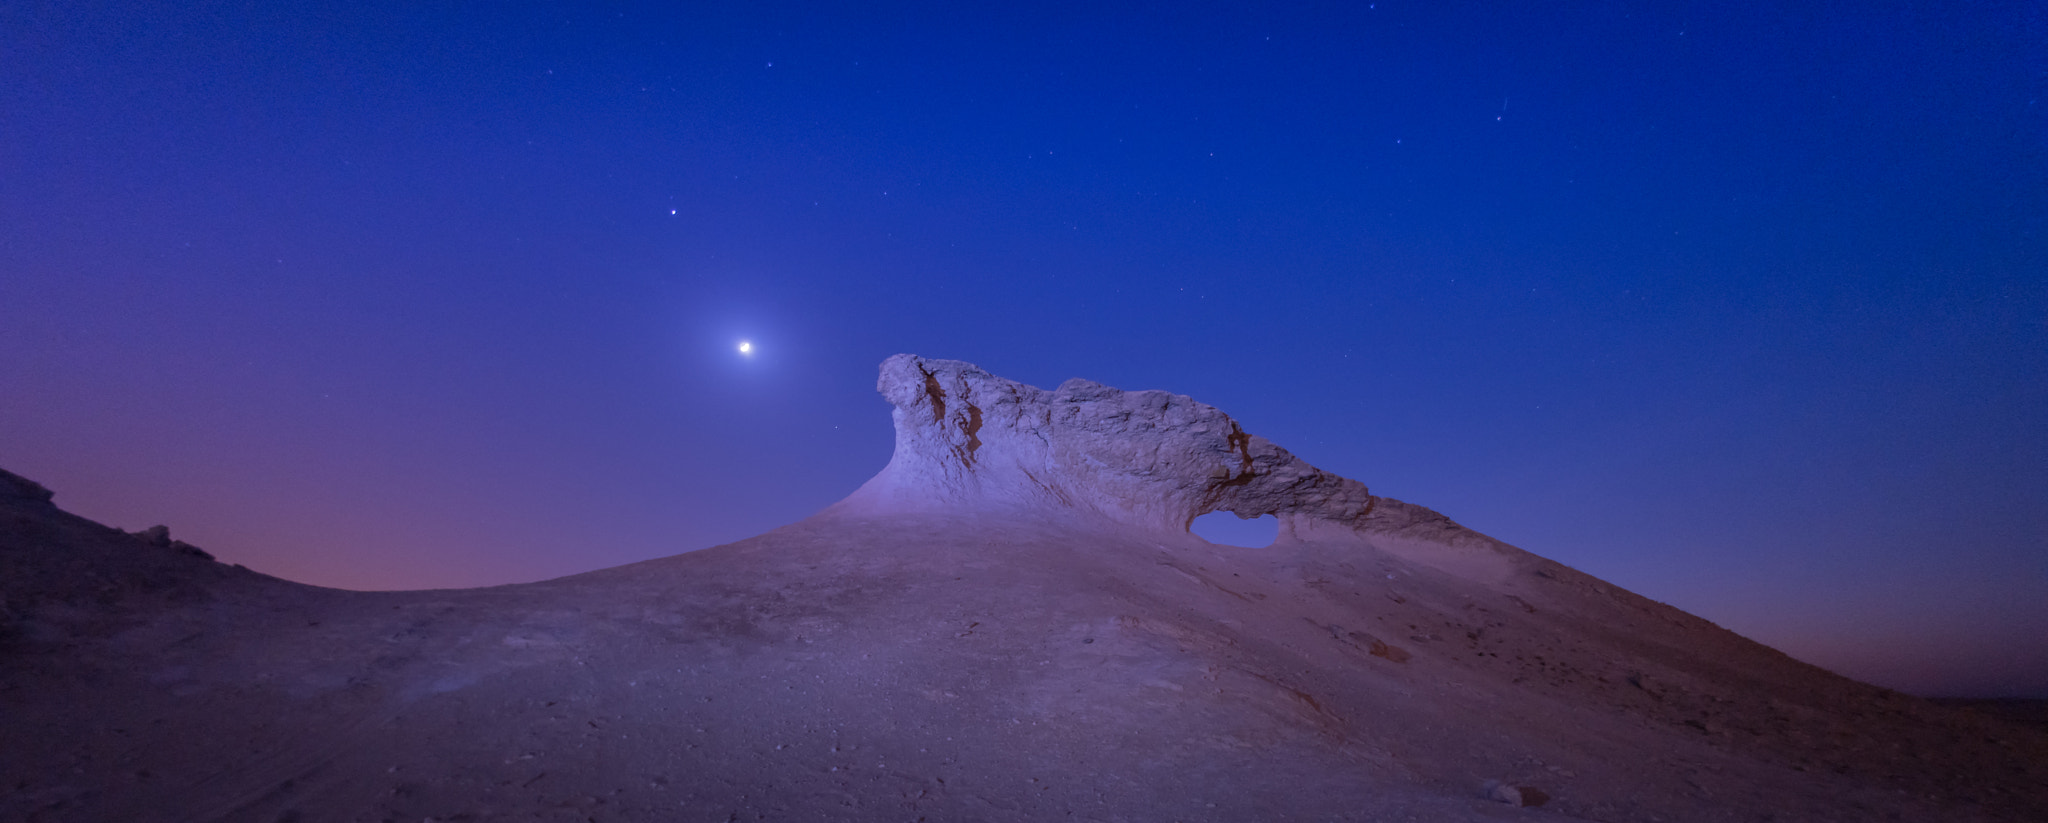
[4,356,2043,822]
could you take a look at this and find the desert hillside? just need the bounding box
[3,356,2043,822]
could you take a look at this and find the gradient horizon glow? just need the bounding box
[3,1,2043,698]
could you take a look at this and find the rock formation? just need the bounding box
[840,354,1376,535]
[838,353,1521,572]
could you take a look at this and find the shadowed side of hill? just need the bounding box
[0,468,313,656]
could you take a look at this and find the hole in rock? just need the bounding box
[1190,511,1278,548]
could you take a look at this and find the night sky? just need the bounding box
[4,2,2044,697]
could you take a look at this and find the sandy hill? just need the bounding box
[3,355,2043,822]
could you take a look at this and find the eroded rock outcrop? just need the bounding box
[834,355,1435,543]
[0,468,55,506]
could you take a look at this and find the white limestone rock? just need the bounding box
[836,354,1386,539]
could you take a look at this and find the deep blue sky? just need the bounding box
[4,1,2044,697]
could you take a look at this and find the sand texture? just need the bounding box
[3,356,2043,822]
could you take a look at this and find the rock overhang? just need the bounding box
[835,354,1381,539]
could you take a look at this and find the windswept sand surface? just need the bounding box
[5,356,2044,821]
[6,479,2044,822]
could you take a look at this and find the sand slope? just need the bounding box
[4,357,2043,822]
